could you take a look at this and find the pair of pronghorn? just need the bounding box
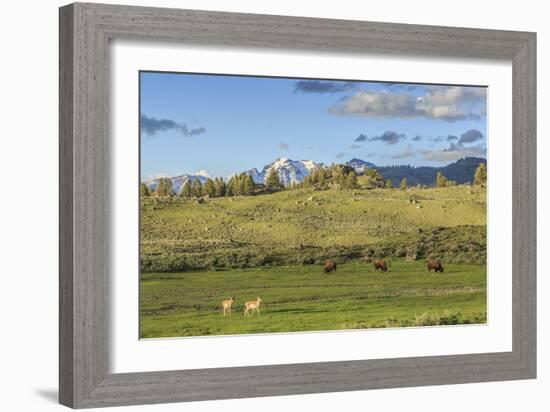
[222,296,262,317]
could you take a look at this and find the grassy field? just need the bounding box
[140,259,486,338]
[140,185,486,338]
[141,185,486,272]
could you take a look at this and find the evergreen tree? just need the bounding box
[317,168,327,188]
[400,178,408,190]
[232,174,243,196]
[140,183,150,197]
[237,173,247,195]
[385,179,393,189]
[191,179,203,197]
[242,174,255,195]
[364,168,385,188]
[226,176,235,196]
[333,166,346,186]
[312,169,321,186]
[345,171,357,188]
[155,178,173,197]
[181,180,192,198]
[203,178,216,197]
[474,162,487,186]
[214,177,226,197]
[436,171,448,188]
[265,168,282,190]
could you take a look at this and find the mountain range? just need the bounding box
[145,171,209,194]
[144,156,486,194]
[245,157,321,187]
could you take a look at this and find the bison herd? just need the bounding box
[323,258,444,274]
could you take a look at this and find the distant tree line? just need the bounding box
[180,177,229,198]
[376,157,486,187]
[140,162,487,197]
[434,163,486,188]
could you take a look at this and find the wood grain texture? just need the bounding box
[512,35,537,374]
[60,3,110,406]
[59,2,537,408]
[59,4,74,406]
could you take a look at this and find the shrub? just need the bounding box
[415,310,462,327]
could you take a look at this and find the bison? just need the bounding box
[427,259,444,272]
[373,259,388,272]
[324,259,337,273]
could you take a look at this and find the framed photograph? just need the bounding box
[59,2,536,408]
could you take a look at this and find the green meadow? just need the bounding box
[140,185,487,338]
[140,260,486,338]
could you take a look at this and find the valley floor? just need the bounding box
[140,260,486,338]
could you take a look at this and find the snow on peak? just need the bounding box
[300,160,319,171]
[270,157,290,169]
[245,158,324,187]
[144,173,208,195]
[194,169,211,178]
[346,158,376,174]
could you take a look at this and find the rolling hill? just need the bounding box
[140,185,487,273]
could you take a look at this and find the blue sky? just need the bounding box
[140,72,487,180]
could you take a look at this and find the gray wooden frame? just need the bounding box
[59,2,536,408]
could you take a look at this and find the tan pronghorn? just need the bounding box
[222,297,234,316]
[244,297,262,317]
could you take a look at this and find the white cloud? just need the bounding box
[329,86,486,122]
[330,91,416,118]
[416,87,486,121]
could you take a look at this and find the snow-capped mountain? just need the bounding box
[346,158,376,175]
[245,157,323,187]
[145,173,208,195]
[143,158,377,194]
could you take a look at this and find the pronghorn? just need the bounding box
[222,297,234,316]
[244,297,262,317]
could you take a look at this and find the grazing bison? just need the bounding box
[324,259,337,273]
[373,259,388,272]
[427,259,444,272]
